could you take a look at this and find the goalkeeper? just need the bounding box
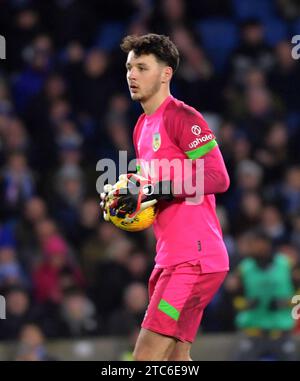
[101,34,230,361]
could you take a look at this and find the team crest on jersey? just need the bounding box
[152,132,161,152]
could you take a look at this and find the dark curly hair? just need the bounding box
[120,33,180,73]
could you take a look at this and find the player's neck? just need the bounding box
[141,91,171,116]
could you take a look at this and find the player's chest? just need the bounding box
[137,120,175,160]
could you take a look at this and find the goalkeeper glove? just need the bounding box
[115,174,173,214]
[100,174,173,219]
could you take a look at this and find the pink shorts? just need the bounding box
[141,261,227,343]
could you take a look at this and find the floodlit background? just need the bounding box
[0,0,300,360]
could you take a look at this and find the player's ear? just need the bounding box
[162,66,173,83]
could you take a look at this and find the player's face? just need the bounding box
[126,51,166,102]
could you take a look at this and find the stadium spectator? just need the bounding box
[32,235,84,304]
[226,231,297,360]
[55,288,102,338]
[13,323,57,361]
[107,282,148,336]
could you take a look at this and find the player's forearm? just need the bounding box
[204,166,230,195]
[172,146,230,198]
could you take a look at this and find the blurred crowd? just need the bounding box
[0,0,300,360]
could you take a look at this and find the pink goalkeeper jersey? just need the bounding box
[133,95,229,273]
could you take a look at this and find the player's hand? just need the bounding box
[114,173,153,216]
[100,183,113,221]
[115,174,174,216]
[100,174,173,221]
[100,175,151,220]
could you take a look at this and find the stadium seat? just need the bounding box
[263,18,289,46]
[195,18,239,72]
[94,22,126,52]
[232,0,275,21]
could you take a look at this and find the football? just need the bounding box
[103,174,158,232]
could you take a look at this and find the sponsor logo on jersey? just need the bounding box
[188,134,213,149]
[191,125,201,136]
[152,132,161,152]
